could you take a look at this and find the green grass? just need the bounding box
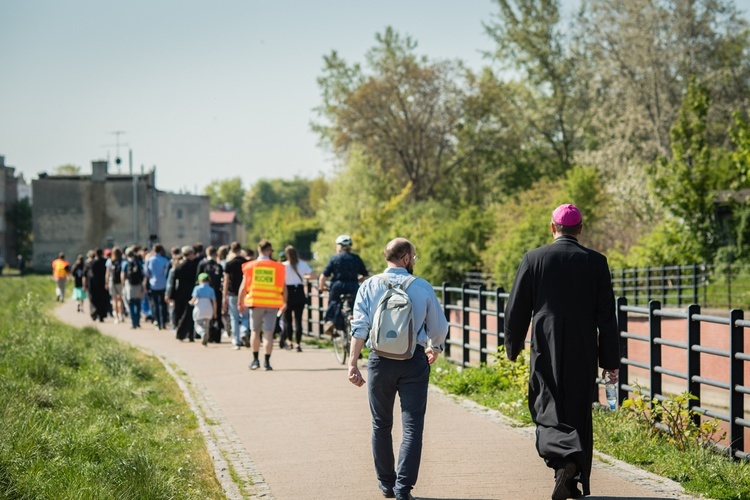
[0,275,224,499]
[430,357,532,425]
[593,409,750,499]
[430,355,750,500]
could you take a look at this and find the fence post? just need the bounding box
[621,269,626,299]
[634,268,639,306]
[317,283,325,338]
[677,266,683,308]
[462,283,470,367]
[442,282,450,359]
[730,309,745,459]
[649,300,663,404]
[645,267,651,303]
[692,263,699,305]
[478,284,487,365]
[616,296,628,404]
[305,280,313,336]
[496,287,505,350]
[661,265,667,306]
[687,304,701,427]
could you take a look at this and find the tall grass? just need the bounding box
[0,276,224,499]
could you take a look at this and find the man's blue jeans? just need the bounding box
[149,288,168,329]
[227,294,248,346]
[367,346,430,497]
[128,298,141,328]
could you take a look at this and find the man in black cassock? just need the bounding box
[504,204,620,500]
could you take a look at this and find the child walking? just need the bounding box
[190,273,217,346]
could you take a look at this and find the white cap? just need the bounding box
[335,234,352,246]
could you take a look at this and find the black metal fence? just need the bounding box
[467,263,750,310]
[610,263,750,310]
[302,280,749,458]
[616,298,750,460]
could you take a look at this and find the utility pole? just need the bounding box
[101,131,129,173]
[131,149,138,245]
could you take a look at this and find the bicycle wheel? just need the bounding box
[332,329,347,364]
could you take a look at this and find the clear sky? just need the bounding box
[1,0,745,194]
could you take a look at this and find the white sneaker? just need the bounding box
[233,345,241,351]
[114,318,120,325]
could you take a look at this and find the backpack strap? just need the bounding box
[377,274,416,290]
[400,275,417,291]
[377,274,392,289]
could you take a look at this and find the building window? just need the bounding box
[177,208,183,219]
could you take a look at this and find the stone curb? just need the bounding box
[428,386,703,500]
[143,347,273,499]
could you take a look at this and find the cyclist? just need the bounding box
[318,234,368,335]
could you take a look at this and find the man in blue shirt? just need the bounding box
[348,238,448,500]
[145,243,170,330]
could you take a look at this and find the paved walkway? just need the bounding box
[55,302,699,500]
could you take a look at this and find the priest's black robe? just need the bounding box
[504,235,620,496]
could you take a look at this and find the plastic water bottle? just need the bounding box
[605,383,617,410]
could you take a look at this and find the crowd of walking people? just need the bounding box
[50,207,619,500]
[55,240,317,359]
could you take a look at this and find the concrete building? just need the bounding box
[209,210,245,247]
[32,160,209,270]
[0,156,20,264]
[16,173,32,202]
[158,191,211,250]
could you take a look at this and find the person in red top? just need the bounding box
[52,252,70,302]
[238,239,287,371]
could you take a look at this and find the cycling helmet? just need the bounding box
[335,234,352,246]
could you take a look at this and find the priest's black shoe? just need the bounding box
[551,460,580,500]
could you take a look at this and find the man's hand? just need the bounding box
[602,368,619,384]
[238,304,246,314]
[222,299,228,314]
[279,303,287,314]
[425,347,439,365]
[348,365,365,387]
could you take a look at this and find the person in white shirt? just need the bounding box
[282,245,315,352]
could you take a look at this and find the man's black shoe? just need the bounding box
[395,494,415,500]
[551,461,579,500]
[378,484,395,498]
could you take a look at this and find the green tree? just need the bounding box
[7,198,32,259]
[451,69,550,205]
[242,177,322,255]
[484,0,595,176]
[313,148,407,269]
[484,165,606,286]
[204,177,246,221]
[54,164,81,175]
[314,27,477,201]
[244,177,316,219]
[649,79,720,262]
[582,0,750,161]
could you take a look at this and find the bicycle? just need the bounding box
[332,293,353,364]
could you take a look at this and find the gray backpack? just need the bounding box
[370,274,417,360]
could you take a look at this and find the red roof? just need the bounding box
[210,210,238,224]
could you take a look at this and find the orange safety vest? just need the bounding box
[52,258,69,279]
[241,258,285,308]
